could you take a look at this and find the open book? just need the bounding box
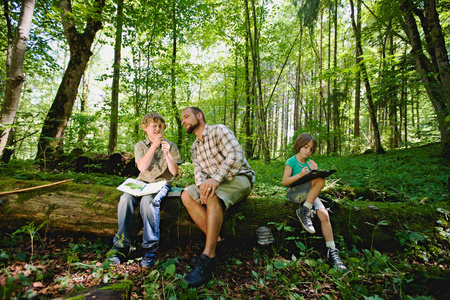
[289,170,336,187]
[117,178,182,197]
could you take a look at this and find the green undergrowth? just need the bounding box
[1,220,449,299]
[1,142,448,204]
[250,142,449,203]
[1,143,449,298]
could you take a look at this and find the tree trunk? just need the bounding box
[319,8,324,138]
[399,0,450,160]
[3,0,13,81]
[332,0,339,154]
[36,0,106,160]
[2,179,449,252]
[243,30,253,159]
[354,2,361,144]
[78,69,89,146]
[350,0,385,154]
[170,1,183,149]
[244,0,258,159]
[250,0,270,162]
[0,0,35,158]
[232,52,238,134]
[294,23,303,132]
[326,5,332,154]
[108,0,124,155]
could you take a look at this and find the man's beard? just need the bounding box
[186,121,199,134]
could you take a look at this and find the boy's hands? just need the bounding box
[151,133,164,149]
[161,141,170,155]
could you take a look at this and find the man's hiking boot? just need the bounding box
[184,254,216,287]
[109,246,128,265]
[327,248,347,271]
[190,240,228,266]
[297,205,315,234]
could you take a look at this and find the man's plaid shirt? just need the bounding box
[191,124,255,186]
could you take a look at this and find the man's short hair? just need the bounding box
[185,107,206,123]
[141,113,166,128]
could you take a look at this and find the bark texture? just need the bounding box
[0,0,35,158]
[399,0,450,160]
[1,179,448,251]
[36,0,106,159]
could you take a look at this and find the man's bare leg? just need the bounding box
[203,195,223,258]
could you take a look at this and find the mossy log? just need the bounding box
[53,280,133,300]
[1,178,448,252]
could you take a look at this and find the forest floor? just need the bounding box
[1,143,450,299]
[1,229,449,299]
[1,231,339,299]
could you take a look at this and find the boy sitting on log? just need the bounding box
[109,113,182,267]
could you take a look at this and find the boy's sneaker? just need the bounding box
[109,246,128,265]
[327,248,347,271]
[297,205,315,234]
[184,254,216,287]
[140,251,157,268]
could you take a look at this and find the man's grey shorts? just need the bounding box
[184,175,252,210]
[286,181,325,211]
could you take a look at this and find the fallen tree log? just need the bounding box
[0,179,74,196]
[1,178,449,252]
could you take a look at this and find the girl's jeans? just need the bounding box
[113,184,171,251]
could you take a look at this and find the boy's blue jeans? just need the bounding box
[113,184,171,252]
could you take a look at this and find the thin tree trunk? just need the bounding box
[108,0,123,155]
[243,30,253,158]
[232,52,238,133]
[326,5,332,154]
[319,8,324,131]
[387,24,400,149]
[294,23,303,132]
[404,85,408,148]
[36,0,105,160]
[350,0,385,154]
[223,82,227,126]
[0,0,35,158]
[250,0,270,162]
[244,0,259,158]
[78,69,89,145]
[170,0,182,148]
[332,0,339,154]
[133,50,142,138]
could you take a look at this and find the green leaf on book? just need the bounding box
[125,183,143,190]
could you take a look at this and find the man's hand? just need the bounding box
[199,178,220,204]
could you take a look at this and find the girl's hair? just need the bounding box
[141,113,166,128]
[293,133,317,154]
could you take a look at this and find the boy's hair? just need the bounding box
[141,113,166,128]
[293,133,317,154]
[185,107,206,123]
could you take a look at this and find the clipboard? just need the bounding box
[289,169,336,187]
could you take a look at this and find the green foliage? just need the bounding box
[248,142,448,203]
[12,221,47,263]
[1,139,449,298]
